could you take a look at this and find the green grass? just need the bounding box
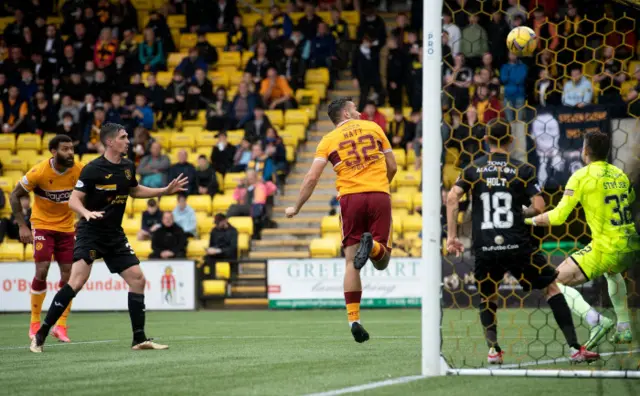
[1,309,639,396]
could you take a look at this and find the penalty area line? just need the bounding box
[496,348,640,370]
[302,375,426,396]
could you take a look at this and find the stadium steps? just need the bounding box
[231,285,266,294]
[251,237,316,252]
[223,298,268,307]
[261,228,320,240]
[248,251,310,259]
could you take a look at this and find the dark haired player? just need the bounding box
[30,123,188,353]
[527,131,639,348]
[11,135,82,343]
[446,121,599,364]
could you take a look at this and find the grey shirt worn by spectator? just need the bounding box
[562,77,593,107]
[460,24,489,59]
[443,23,461,56]
[58,104,80,124]
[137,154,171,187]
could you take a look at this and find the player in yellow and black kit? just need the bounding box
[528,131,640,349]
[30,123,188,353]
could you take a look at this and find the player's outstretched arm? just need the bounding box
[69,190,104,221]
[285,159,326,218]
[526,190,579,227]
[129,173,189,198]
[445,186,465,256]
[9,183,33,244]
[523,195,546,218]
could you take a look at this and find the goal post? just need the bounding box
[422,0,640,379]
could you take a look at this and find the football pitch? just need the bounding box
[1,309,639,396]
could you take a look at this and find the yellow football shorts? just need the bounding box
[570,243,637,280]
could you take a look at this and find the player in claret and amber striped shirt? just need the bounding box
[10,135,83,343]
[285,98,398,343]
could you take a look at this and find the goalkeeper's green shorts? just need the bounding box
[570,243,637,280]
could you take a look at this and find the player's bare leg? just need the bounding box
[542,282,599,363]
[29,261,51,340]
[556,259,614,350]
[354,233,391,270]
[120,265,168,350]
[344,244,368,343]
[479,294,503,364]
[51,263,73,343]
[30,260,91,353]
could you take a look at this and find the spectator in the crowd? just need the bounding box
[226,14,248,52]
[144,73,166,116]
[82,7,100,40]
[65,71,90,101]
[58,94,80,125]
[66,22,93,64]
[32,91,56,134]
[329,8,349,68]
[84,60,97,85]
[228,170,268,238]
[56,112,82,149]
[390,13,409,48]
[113,0,138,34]
[83,104,106,153]
[212,0,239,32]
[138,141,170,188]
[168,149,198,195]
[47,74,63,106]
[110,53,132,89]
[118,29,139,68]
[297,3,323,39]
[31,52,52,86]
[250,21,267,51]
[352,36,383,110]
[442,11,460,56]
[231,138,252,172]
[593,46,626,115]
[137,198,163,241]
[94,27,118,70]
[244,105,273,143]
[160,70,187,128]
[17,69,38,101]
[244,41,271,86]
[176,47,208,80]
[263,128,287,190]
[206,213,238,264]
[196,155,220,196]
[309,22,336,69]
[172,194,197,238]
[277,40,305,91]
[265,26,285,63]
[532,7,559,52]
[106,92,131,126]
[505,0,527,29]
[59,45,79,77]
[501,52,527,122]
[360,101,386,131]
[186,68,214,119]
[488,11,509,67]
[229,81,260,128]
[386,36,409,109]
[450,105,485,168]
[0,85,28,134]
[211,132,236,175]
[150,211,187,259]
[387,108,416,150]
[19,26,38,59]
[3,10,26,47]
[472,84,502,124]
[270,6,293,38]
[247,143,274,183]
[357,4,387,52]
[195,32,219,65]
[2,194,31,241]
[260,67,295,110]
[444,53,473,117]
[126,72,147,104]
[139,27,166,72]
[562,64,593,108]
[534,67,562,107]
[91,69,113,102]
[146,10,176,53]
[96,0,116,30]
[625,67,640,117]
[132,93,154,130]
[205,86,231,131]
[130,126,155,161]
[42,24,64,68]
[289,29,310,61]
[460,14,488,68]
[3,47,30,84]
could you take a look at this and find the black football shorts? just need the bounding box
[73,228,140,274]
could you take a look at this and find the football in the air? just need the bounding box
[506,26,537,57]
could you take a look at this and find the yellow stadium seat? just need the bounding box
[321,215,340,237]
[288,12,304,24]
[81,153,101,164]
[285,145,296,162]
[240,51,254,67]
[42,133,57,147]
[122,216,140,236]
[285,109,309,127]
[208,70,230,88]
[151,0,166,9]
[0,149,11,159]
[393,149,406,169]
[188,195,213,214]
[167,52,187,68]
[0,176,14,193]
[16,134,41,152]
[187,238,209,259]
[182,126,203,137]
[342,11,360,26]
[179,33,197,50]
[305,68,330,86]
[4,156,27,172]
[0,134,15,151]
[228,216,253,236]
[24,243,35,261]
[132,198,150,214]
[125,197,135,216]
[223,172,245,191]
[156,71,173,87]
[238,232,249,254]
[295,89,320,105]
[395,170,421,188]
[317,11,330,22]
[242,13,262,27]
[197,212,213,235]
[196,132,217,147]
[407,149,416,165]
[170,133,195,150]
[391,216,403,234]
[4,170,22,184]
[1,192,11,215]
[396,186,418,195]
[279,132,298,147]
[167,15,186,29]
[181,110,207,128]
[413,192,422,211]
[403,107,412,119]
[131,240,152,259]
[158,196,177,212]
[392,192,413,212]
[218,51,241,68]
[307,83,327,100]
[284,124,306,143]
[402,214,422,233]
[215,262,231,279]
[152,130,171,150]
[300,104,317,121]
[393,209,410,221]
[206,33,227,47]
[0,242,25,261]
[228,70,244,86]
[202,279,226,296]
[310,238,339,258]
[378,107,394,121]
[264,110,284,128]
[17,149,39,160]
[131,0,153,10]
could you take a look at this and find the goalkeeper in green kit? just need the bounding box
[527,131,639,349]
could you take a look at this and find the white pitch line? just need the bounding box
[496,348,640,369]
[0,339,118,350]
[302,375,426,396]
